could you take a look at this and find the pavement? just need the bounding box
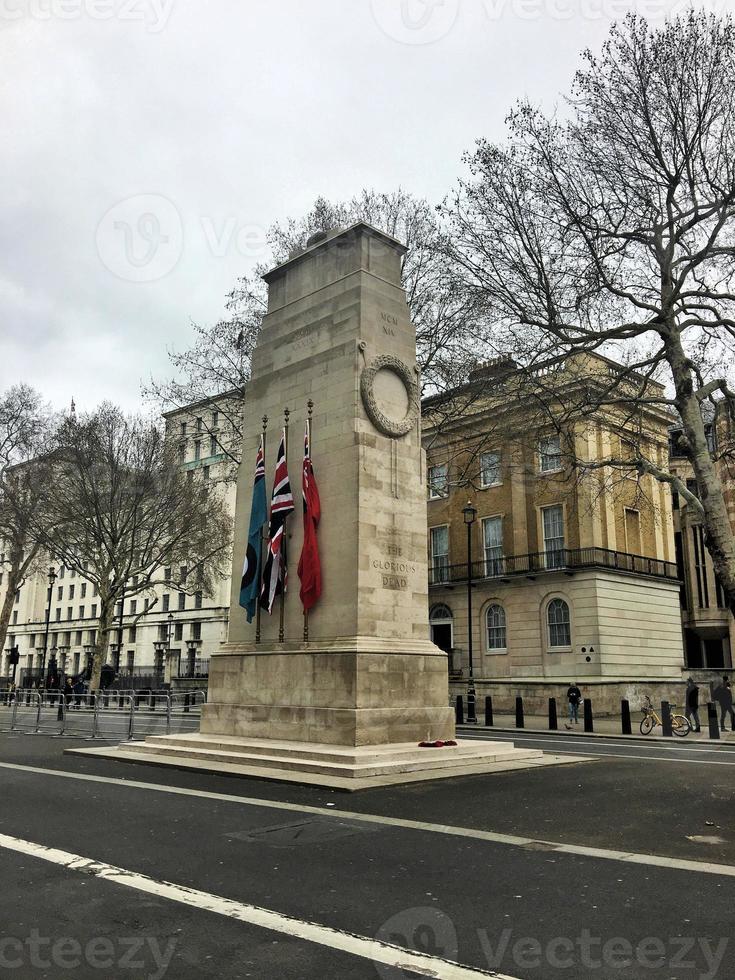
[1,732,734,979]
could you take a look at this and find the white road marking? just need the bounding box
[2,761,735,879]
[459,733,735,763]
[0,832,512,980]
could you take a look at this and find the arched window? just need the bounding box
[547,598,571,648]
[430,604,453,623]
[486,603,507,650]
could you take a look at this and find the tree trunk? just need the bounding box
[89,597,115,692]
[667,333,735,615]
[0,564,20,663]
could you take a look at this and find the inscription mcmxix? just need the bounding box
[381,311,398,336]
[292,324,319,350]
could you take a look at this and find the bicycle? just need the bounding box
[639,695,691,736]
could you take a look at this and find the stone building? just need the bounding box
[0,394,237,690]
[423,354,686,709]
[669,404,735,671]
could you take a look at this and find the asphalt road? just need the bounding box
[0,733,733,979]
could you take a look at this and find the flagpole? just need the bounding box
[279,407,290,643]
[255,415,268,645]
[304,399,314,643]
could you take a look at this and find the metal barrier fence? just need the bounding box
[0,690,206,740]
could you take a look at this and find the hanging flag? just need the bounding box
[298,420,322,612]
[239,436,267,622]
[260,429,295,613]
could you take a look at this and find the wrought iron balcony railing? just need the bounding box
[429,547,679,587]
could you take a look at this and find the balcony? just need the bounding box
[429,547,679,587]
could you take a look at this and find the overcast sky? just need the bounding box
[2,0,724,413]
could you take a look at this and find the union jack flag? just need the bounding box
[260,429,295,613]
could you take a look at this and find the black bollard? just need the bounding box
[548,697,558,731]
[150,691,156,710]
[184,692,191,714]
[707,702,720,740]
[484,696,494,727]
[621,699,632,736]
[583,698,594,733]
[455,695,464,725]
[515,696,525,729]
[661,701,673,737]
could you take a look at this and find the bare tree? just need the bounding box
[145,189,479,468]
[0,386,55,658]
[38,405,232,690]
[444,11,735,611]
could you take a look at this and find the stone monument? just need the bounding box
[75,224,574,787]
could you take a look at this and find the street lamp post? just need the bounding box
[463,502,478,724]
[40,566,57,687]
[166,612,173,684]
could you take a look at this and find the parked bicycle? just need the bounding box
[640,695,690,736]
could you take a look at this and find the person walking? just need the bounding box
[566,682,582,726]
[72,676,85,710]
[714,675,735,732]
[685,677,701,733]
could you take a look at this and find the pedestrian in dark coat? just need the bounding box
[714,675,735,732]
[685,677,700,732]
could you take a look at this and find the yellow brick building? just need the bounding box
[423,355,685,701]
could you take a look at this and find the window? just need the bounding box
[429,526,450,583]
[75,630,82,645]
[539,434,562,473]
[66,607,73,621]
[90,604,97,618]
[196,417,203,432]
[427,463,448,499]
[178,592,186,611]
[162,594,170,612]
[180,421,187,437]
[547,598,571,648]
[59,566,65,579]
[128,626,136,643]
[178,444,186,465]
[130,600,137,615]
[29,634,36,648]
[195,591,203,610]
[212,410,218,429]
[68,584,75,600]
[692,525,710,608]
[174,623,183,642]
[55,608,61,622]
[486,604,507,650]
[88,630,97,645]
[480,451,501,488]
[179,565,187,582]
[210,436,218,456]
[542,505,565,568]
[164,567,172,582]
[126,651,135,670]
[57,586,63,601]
[482,516,503,576]
[194,441,201,461]
[78,606,85,619]
[80,583,87,599]
[93,584,98,597]
[158,624,167,641]
[203,466,210,482]
[192,622,202,641]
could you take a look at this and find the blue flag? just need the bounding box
[239,435,267,622]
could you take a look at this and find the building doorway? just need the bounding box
[430,604,454,670]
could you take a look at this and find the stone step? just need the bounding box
[117,740,542,778]
[140,733,523,766]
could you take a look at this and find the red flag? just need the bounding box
[297,420,321,612]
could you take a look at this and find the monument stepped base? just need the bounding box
[68,734,590,791]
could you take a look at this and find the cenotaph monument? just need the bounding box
[77,223,566,787]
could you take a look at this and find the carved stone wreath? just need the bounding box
[360,355,419,438]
